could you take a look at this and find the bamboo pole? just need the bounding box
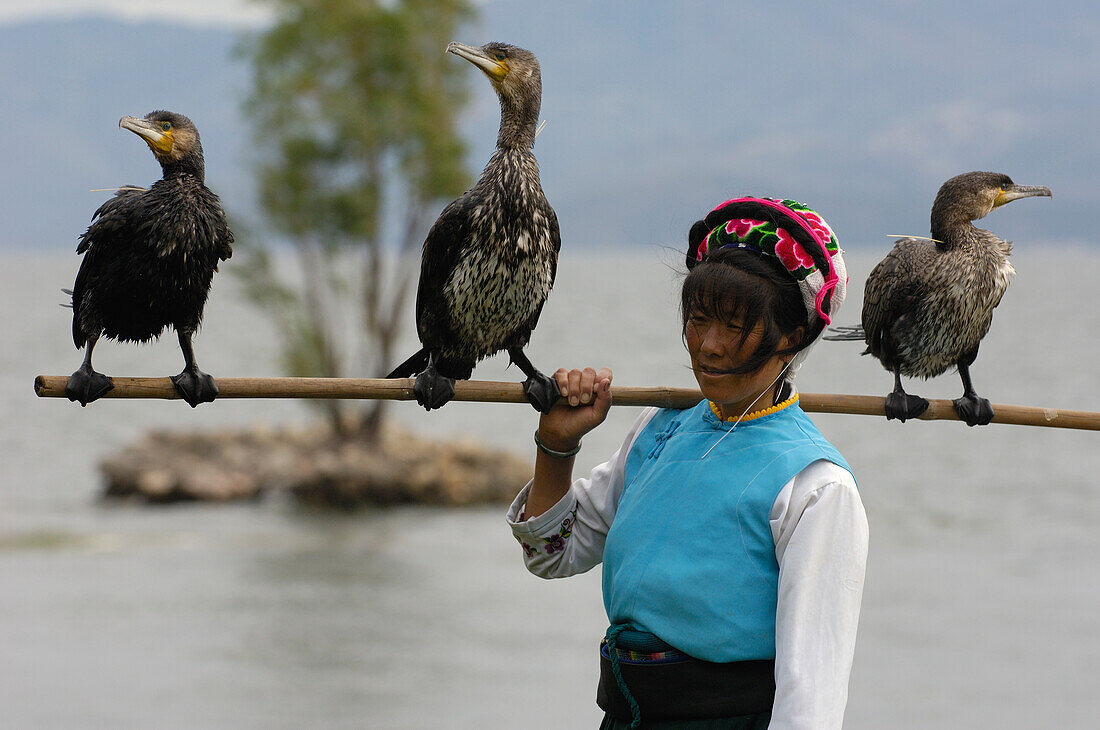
[32,375,1100,431]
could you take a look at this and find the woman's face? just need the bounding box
[685,311,797,419]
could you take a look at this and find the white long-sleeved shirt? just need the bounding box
[506,405,868,730]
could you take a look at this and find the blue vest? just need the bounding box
[601,398,853,663]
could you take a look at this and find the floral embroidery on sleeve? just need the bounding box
[516,505,578,558]
[542,506,577,555]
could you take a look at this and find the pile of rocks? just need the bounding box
[99,424,532,508]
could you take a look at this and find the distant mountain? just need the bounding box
[1,6,1093,252]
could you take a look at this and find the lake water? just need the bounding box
[2,248,1098,728]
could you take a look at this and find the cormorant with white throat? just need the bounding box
[829,171,1050,426]
[387,41,560,413]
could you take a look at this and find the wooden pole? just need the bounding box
[32,375,1100,431]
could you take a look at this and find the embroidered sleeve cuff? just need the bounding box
[506,480,578,535]
[505,480,580,563]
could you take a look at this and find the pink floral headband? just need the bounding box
[691,196,845,326]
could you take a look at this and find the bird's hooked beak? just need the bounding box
[993,184,1052,208]
[120,115,174,155]
[447,41,508,83]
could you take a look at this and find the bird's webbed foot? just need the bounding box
[884,391,929,423]
[65,366,114,406]
[171,367,219,408]
[953,361,993,426]
[414,364,455,411]
[522,371,561,414]
[508,347,560,413]
[953,394,994,427]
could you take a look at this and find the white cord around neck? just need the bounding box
[700,359,794,460]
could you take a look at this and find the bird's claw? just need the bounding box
[884,391,929,423]
[953,394,994,427]
[65,368,114,406]
[523,372,561,414]
[171,368,219,408]
[414,369,455,411]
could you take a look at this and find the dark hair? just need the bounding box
[680,245,823,375]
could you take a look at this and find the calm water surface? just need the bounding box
[2,249,1098,728]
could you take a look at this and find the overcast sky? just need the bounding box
[0,0,271,27]
[2,0,1095,251]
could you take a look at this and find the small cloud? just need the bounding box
[867,99,1038,171]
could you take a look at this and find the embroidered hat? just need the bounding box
[686,196,848,381]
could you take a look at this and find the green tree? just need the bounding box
[236,0,474,441]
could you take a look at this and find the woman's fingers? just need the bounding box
[579,367,599,405]
[592,373,613,420]
[581,368,613,409]
[538,367,614,446]
[553,368,571,401]
[563,368,581,406]
[551,367,611,408]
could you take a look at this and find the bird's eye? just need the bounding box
[494,52,506,61]
[161,122,172,131]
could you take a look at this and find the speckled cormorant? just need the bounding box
[65,111,233,407]
[386,41,560,413]
[831,171,1050,426]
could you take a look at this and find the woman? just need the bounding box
[507,197,868,729]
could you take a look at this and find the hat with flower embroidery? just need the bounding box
[686,196,848,381]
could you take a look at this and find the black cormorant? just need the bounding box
[832,171,1050,426]
[65,111,233,407]
[387,41,560,413]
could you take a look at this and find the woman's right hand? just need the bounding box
[524,367,612,521]
[537,367,613,451]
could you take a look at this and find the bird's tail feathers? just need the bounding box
[822,324,866,342]
[386,348,429,379]
[60,288,74,309]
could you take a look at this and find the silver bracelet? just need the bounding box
[534,430,581,459]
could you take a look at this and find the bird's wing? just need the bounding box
[546,203,561,285]
[75,187,144,254]
[71,188,145,346]
[211,205,233,262]
[414,195,475,343]
[202,188,234,262]
[218,224,234,262]
[861,239,929,360]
